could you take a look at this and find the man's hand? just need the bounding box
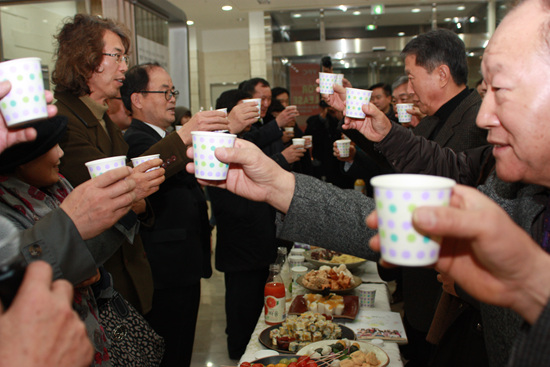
[0,82,58,154]
[60,166,137,240]
[317,82,347,112]
[275,108,299,128]
[228,102,259,134]
[367,184,550,325]
[342,103,393,143]
[178,110,230,145]
[282,130,294,143]
[281,144,306,164]
[333,141,356,162]
[129,158,165,202]
[0,262,93,367]
[185,138,295,213]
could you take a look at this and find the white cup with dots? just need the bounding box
[345,87,372,119]
[85,156,127,179]
[319,72,338,94]
[371,174,456,266]
[191,131,237,180]
[0,57,47,128]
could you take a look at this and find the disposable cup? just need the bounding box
[319,72,338,94]
[346,88,372,119]
[242,98,261,117]
[302,135,313,148]
[85,156,127,178]
[290,248,306,256]
[292,138,305,147]
[396,103,414,123]
[191,131,237,180]
[288,255,305,268]
[131,154,161,172]
[336,139,351,158]
[175,125,183,131]
[371,174,456,266]
[335,73,344,86]
[0,57,47,128]
[284,127,294,133]
[291,265,309,298]
[359,287,376,308]
[216,108,228,115]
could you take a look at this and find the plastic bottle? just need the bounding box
[354,179,366,194]
[275,247,292,301]
[264,263,286,325]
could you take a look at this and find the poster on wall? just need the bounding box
[289,63,321,119]
[136,35,169,69]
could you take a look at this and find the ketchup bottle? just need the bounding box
[264,263,286,325]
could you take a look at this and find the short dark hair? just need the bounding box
[368,83,392,96]
[401,29,468,86]
[239,78,270,96]
[52,14,131,96]
[120,63,162,113]
[267,99,285,115]
[215,89,251,112]
[321,56,332,68]
[272,87,289,99]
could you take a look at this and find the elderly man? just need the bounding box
[391,76,423,128]
[369,83,396,123]
[191,0,550,364]
[120,63,212,367]
[53,14,228,314]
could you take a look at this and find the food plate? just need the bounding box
[250,355,314,365]
[305,249,367,270]
[289,295,359,320]
[258,324,356,354]
[297,340,389,367]
[297,275,363,295]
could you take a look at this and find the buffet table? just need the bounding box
[239,261,404,367]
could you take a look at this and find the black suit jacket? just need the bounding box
[124,119,212,289]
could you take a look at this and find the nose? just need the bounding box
[57,145,65,158]
[407,80,415,95]
[476,89,500,129]
[119,60,128,73]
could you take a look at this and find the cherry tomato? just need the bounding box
[297,356,310,367]
[288,362,298,367]
[306,362,318,367]
[240,363,251,367]
[252,364,264,367]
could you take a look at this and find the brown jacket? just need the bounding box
[55,91,191,314]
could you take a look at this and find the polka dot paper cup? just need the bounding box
[85,156,127,179]
[336,139,351,158]
[396,103,414,123]
[358,286,377,308]
[335,73,344,86]
[371,174,456,267]
[346,87,372,119]
[191,131,237,180]
[319,72,338,94]
[131,154,160,172]
[0,57,47,128]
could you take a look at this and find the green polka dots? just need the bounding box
[16,75,23,81]
[407,234,416,242]
[23,97,29,103]
[201,144,206,150]
[376,200,383,209]
[380,229,386,238]
[408,204,417,213]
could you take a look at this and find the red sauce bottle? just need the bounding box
[264,264,286,325]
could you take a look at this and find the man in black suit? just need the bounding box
[120,63,212,367]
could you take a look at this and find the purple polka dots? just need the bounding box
[385,190,393,199]
[387,219,395,229]
[389,249,397,257]
[402,250,411,259]
[402,221,412,230]
[430,249,437,258]
[416,251,426,259]
[421,192,430,200]
[378,218,384,226]
[438,190,445,199]
[402,191,411,200]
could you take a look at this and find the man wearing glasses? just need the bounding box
[53,14,228,320]
[120,63,212,367]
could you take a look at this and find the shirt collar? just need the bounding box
[142,121,166,138]
[433,87,471,123]
[79,95,108,120]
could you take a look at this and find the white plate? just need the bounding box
[297,340,389,367]
[253,350,280,360]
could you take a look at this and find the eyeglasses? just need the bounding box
[139,89,180,101]
[102,53,129,65]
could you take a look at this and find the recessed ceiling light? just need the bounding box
[444,17,452,22]
[366,24,377,31]
[292,13,302,18]
[411,8,421,13]
[398,32,405,36]
[186,20,194,25]
[338,5,348,12]
[353,11,361,15]
[457,5,466,10]
[222,5,233,11]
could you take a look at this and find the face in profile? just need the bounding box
[16,144,64,187]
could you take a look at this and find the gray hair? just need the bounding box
[391,76,409,91]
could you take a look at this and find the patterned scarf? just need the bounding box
[0,174,111,366]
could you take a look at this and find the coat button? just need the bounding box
[476,323,483,331]
[28,244,42,257]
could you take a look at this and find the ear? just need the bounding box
[438,64,451,88]
[131,92,142,110]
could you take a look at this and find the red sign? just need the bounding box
[289,63,321,118]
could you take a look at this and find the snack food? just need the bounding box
[304,294,344,316]
[310,249,365,264]
[302,265,355,291]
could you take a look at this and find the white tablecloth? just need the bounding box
[239,261,403,367]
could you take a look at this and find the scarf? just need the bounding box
[0,174,111,366]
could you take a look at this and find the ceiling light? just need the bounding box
[344,62,350,68]
[469,16,477,23]
[456,22,462,29]
[457,5,466,10]
[292,13,302,18]
[222,5,233,11]
[186,20,194,25]
[353,11,361,15]
[366,24,377,31]
[411,8,421,13]
[444,17,452,22]
[397,32,405,36]
[338,5,348,12]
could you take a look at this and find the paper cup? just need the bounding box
[292,138,305,147]
[175,125,183,131]
[290,248,306,256]
[359,287,377,308]
[319,72,338,94]
[371,174,456,266]
[291,265,309,298]
[288,255,305,268]
[336,139,351,158]
[284,127,294,133]
[0,57,47,128]
[346,88,372,119]
[396,103,414,123]
[302,135,313,148]
[191,131,237,180]
[85,156,127,178]
[335,73,344,86]
[216,108,228,115]
[131,154,160,172]
[242,98,261,117]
